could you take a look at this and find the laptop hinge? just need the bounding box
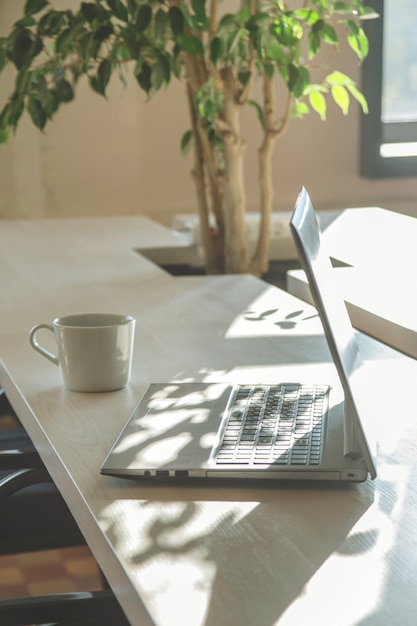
[343,395,362,459]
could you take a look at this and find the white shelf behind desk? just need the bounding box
[287,206,417,359]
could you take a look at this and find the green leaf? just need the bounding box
[113,42,131,62]
[12,16,36,29]
[311,0,330,11]
[151,54,170,91]
[38,10,67,36]
[171,52,182,79]
[346,83,368,114]
[309,90,327,120]
[325,70,350,85]
[196,79,222,124]
[0,43,7,74]
[78,31,101,61]
[89,75,102,96]
[248,99,265,129]
[333,2,352,13]
[169,7,185,37]
[180,129,193,156]
[199,100,217,123]
[348,28,369,60]
[154,9,169,40]
[266,39,286,64]
[177,33,203,55]
[97,58,112,95]
[106,0,129,22]
[55,79,74,102]
[321,24,338,45]
[210,36,222,64]
[81,2,103,23]
[45,89,59,118]
[15,67,32,95]
[34,72,49,105]
[292,100,309,118]
[55,26,78,57]
[0,56,6,76]
[135,62,152,93]
[81,2,95,22]
[31,34,43,58]
[308,31,321,57]
[293,9,320,25]
[219,13,236,28]
[136,4,152,33]
[121,24,141,57]
[238,70,251,87]
[0,128,9,144]
[331,84,349,114]
[7,97,25,129]
[126,0,138,20]
[312,18,325,34]
[94,24,114,42]
[225,27,244,58]
[25,0,48,17]
[7,29,34,69]
[191,0,206,19]
[191,0,208,29]
[287,64,310,98]
[28,98,47,129]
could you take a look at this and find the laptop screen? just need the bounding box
[290,187,377,478]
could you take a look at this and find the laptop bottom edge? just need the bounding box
[100,467,368,482]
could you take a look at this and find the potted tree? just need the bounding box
[0,0,375,275]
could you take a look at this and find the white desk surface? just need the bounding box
[322,206,417,272]
[1,215,417,625]
[288,206,417,358]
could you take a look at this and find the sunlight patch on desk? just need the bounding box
[137,555,217,626]
[131,433,194,467]
[100,498,259,626]
[112,406,213,456]
[278,461,410,626]
[225,288,323,338]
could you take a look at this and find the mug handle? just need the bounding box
[29,324,59,365]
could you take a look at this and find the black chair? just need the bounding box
[0,390,85,554]
[0,589,130,625]
[0,390,130,625]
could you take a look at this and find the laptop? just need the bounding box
[101,187,377,482]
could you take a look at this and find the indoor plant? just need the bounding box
[0,0,375,275]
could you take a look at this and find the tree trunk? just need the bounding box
[220,69,249,274]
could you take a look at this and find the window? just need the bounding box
[360,0,417,178]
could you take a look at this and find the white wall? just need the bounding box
[1,1,416,224]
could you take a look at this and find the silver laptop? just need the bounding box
[101,187,377,482]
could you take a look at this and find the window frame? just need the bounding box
[360,0,417,178]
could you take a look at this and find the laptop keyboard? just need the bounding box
[215,384,329,466]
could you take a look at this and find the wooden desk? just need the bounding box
[1,216,416,625]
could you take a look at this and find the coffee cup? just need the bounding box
[29,313,135,392]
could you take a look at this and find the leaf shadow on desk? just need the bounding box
[243,306,319,330]
[98,288,405,625]
[98,369,380,626]
[340,455,417,626]
[104,476,374,626]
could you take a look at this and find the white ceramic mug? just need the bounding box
[29,313,135,392]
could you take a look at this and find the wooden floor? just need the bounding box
[0,545,102,599]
